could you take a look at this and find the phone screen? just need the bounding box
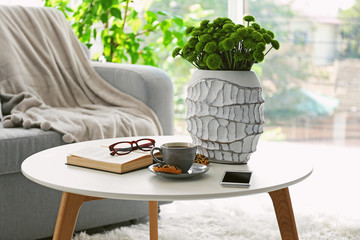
[221,171,252,186]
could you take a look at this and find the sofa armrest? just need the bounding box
[91,61,174,135]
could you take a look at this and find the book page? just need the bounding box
[69,146,150,165]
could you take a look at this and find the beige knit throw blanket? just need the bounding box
[0,6,162,143]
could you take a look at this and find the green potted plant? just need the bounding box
[172,15,280,70]
[172,15,280,164]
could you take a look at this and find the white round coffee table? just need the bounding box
[22,135,313,240]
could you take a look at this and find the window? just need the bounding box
[293,31,308,44]
[246,0,359,146]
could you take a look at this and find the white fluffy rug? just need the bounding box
[73,144,360,240]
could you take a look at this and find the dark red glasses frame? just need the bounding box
[108,138,156,156]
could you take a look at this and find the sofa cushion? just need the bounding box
[0,124,66,176]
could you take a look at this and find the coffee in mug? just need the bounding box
[150,142,197,173]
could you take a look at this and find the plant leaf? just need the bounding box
[100,0,112,10]
[160,20,171,32]
[129,18,142,33]
[157,10,168,16]
[110,7,122,19]
[145,11,157,24]
[173,16,183,27]
[82,27,92,42]
[64,7,73,12]
[163,30,173,46]
[100,13,108,24]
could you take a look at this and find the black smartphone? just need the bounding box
[220,171,252,187]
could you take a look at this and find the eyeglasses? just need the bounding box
[109,138,156,156]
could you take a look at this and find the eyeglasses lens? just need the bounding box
[113,142,133,154]
[137,139,154,151]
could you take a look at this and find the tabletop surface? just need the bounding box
[21,135,313,201]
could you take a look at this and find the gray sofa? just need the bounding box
[0,62,174,240]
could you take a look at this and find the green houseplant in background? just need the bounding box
[44,0,186,65]
[174,15,280,164]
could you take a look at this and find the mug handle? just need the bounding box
[150,147,164,164]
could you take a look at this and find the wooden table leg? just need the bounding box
[53,192,102,240]
[269,187,299,240]
[149,201,159,240]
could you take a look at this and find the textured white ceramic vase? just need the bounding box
[185,70,265,164]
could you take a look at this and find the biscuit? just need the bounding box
[153,165,182,174]
[194,154,210,165]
